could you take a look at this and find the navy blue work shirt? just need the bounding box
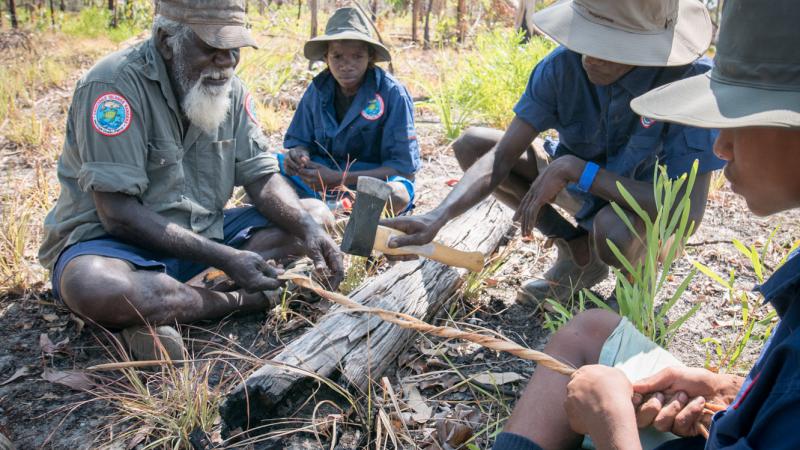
[514,47,724,225]
[284,66,421,176]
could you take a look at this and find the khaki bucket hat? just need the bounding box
[156,0,258,50]
[632,0,800,128]
[532,0,712,67]
[304,7,391,63]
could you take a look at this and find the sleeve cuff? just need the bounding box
[492,432,545,450]
[235,152,281,186]
[77,162,148,195]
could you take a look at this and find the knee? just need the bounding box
[548,309,621,364]
[387,182,411,216]
[452,127,490,170]
[59,257,139,328]
[592,207,641,267]
[300,198,335,228]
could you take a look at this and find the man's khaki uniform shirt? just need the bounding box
[39,40,279,270]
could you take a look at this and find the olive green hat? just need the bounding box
[532,0,712,67]
[304,7,391,63]
[632,0,800,128]
[156,0,258,50]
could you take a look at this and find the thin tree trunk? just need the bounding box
[422,0,432,49]
[59,0,64,11]
[48,0,54,26]
[108,0,116,27]
[309,0,317,38]
[370,0,377,22]
[296,0,301,20]
[7,0,18,29]
[411,0,420,43]
[456,0,466,43]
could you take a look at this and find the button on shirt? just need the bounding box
[284,66,420,175]
[39,40,279,270]
[514,47,724,224]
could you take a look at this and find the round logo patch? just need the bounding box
[92,93,132,136]
[640,116,656,129]
[361,94,385,121]
[245,92,259,125]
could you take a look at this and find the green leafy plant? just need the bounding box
[693,229,795,373]
[585,161,702,347]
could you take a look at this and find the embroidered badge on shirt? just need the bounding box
[640,116,656,129]
[245,92,259,125]
[92,93,132,136]
[361,94,385,121]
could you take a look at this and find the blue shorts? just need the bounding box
[276,153,416,213]
[51,207,271,301]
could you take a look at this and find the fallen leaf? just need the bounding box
[70,315,85,334]
[445,179,459,187]
[0,366,32,385]
[42,368,94,391]
[471,372,525,386]
[419,374,458,391]
[39,334,69,355]
[403,384,433,423]
[42,313,59,322]
[436,404,481,450]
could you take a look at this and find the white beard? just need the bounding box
[181,77,232,135]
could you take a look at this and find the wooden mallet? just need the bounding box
[340,177,485,272]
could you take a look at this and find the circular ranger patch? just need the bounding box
[640,116,656,129]
[245,92,259,125]
[92,93,132,136]
[361,94,385,121]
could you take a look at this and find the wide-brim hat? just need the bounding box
[304,7,391,63]
[157,0,259,50]
[632,0,800,128]
[532,0,712,67]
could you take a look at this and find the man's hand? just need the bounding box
[379,213,446,258]
[302,228,345,289]
[632,366,742,436]
[565,365,641,449]
[221,250,284,293]
[284,148,311,177]
[515,155,584,237]
[299,161,343,191]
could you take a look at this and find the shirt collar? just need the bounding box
[614,66,661,97]
[756,249,800,317]
[142,39,181,116]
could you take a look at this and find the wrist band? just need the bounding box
[577,162,600,193]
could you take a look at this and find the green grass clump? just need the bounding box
[61,7,143,43]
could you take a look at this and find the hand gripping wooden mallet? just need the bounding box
[340,176,485,272]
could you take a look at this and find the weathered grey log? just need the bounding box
[220,198,514,432]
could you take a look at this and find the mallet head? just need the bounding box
[341,177,392,257]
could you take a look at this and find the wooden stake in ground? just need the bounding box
[220,198,514,433]
[7,0,18,29]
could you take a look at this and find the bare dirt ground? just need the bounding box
[1,26,799,450]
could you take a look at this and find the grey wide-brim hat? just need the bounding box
[532,0,711,67]
[304,7,391,63]
[157,0,258,50]
[632,0,800,128]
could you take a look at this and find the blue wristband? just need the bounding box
[576,162,600,193]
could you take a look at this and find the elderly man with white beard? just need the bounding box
[39,0,344,360]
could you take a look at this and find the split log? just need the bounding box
[220,198,514,432]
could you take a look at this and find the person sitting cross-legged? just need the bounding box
[383,0,723,307]
[279,7,421,216]
[41,0,344,361]
[493,1,800,449]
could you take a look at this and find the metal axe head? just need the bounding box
[340,176,392,257]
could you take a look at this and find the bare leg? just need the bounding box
[503,309,622,449]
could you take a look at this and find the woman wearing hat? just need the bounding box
[492,0,800,449]
[279,7,420,215]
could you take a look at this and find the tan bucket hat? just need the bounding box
[532,0,711,67]
[156,0,258,50]
[304,7,391,63]
[631,0,800,128]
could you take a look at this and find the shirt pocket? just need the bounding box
[557,122,604,160]
[623,135,661,180]
[209,138,236,209]
[353,125,383,164]
[145,139,185,204]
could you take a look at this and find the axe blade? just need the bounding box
[340,177,392,257]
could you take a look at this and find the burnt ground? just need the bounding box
[1,27,799,450]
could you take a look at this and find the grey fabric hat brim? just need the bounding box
[532,0,711,67]
[631,73,800,129]
[304,31,391,63]
[190,23,259,50]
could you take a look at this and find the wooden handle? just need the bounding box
[373,225,485,272]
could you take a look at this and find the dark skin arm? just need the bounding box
[245,172,344,288]
[284,146,410,190]
[93,191,281,293]
[383,117,538,247]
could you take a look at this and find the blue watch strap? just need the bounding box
[576,162,600,193]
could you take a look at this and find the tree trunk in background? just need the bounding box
[422,0,432,49]
[296,0,301,20]
[59,0,64,12]
[411,0,420,43]
[8,0,18,28]
[309,0,317,39]
[108,0,117,28]
[48,0,54,26]
[370,0,377,22]
[456,0,466,43]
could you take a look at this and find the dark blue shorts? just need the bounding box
[51,207,271,301]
